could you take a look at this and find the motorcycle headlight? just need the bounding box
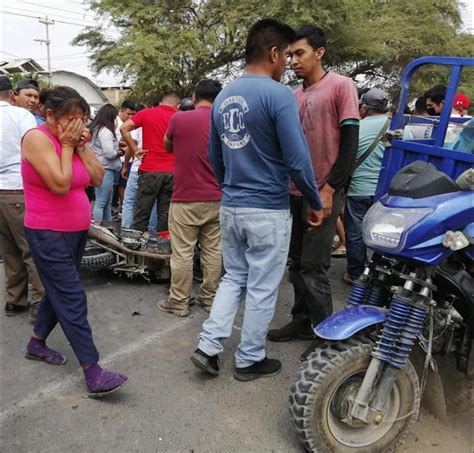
[362,202,433,249]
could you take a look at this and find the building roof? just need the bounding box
[0,58,45,74]
[38,70,108,106]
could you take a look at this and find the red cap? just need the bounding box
[453,93,471,110]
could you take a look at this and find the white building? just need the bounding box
[39,70,108,112]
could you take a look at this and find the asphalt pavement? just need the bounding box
[0,259,471,452]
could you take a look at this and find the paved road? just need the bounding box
[0,260,471,452]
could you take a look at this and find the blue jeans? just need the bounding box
[25,228,100,366]
[344,196,374,279]
[198,207,292,368]
[121,170,158,233]
[93,168,115,223]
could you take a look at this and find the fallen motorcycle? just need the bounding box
[289,56,474,452]
[81,223,172,281]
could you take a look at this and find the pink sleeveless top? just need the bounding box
[21,125,92,232]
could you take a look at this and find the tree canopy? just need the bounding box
[73,0,474,103]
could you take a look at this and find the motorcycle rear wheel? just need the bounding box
[289,336,420,453]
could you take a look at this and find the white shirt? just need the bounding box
[130,128,143,173]
[116,115,143,173]
[0,100,37,189]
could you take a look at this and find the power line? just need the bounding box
[36,54,89,61]
[22,1,95,18]
[4,7,118,32]
[4,6,98,27]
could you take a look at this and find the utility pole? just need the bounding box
[34,16,54,80]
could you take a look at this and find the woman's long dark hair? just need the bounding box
[89,104,118,139]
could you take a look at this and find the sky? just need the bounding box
[0,0,122,86]
[1,0,473,88]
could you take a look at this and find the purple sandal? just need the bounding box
[25,338,67,365]
[84,364,128,398]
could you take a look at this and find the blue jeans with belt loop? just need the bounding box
[344,196,374,279]
[93,168,115,223]
[198,207,292,368]
[25,228,100,366]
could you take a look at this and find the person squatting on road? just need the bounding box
[21,86,128,397]
[158,79,223,317]
[268,25,360,348]
[0,75,44,322]
[191,19,323,382]
[120,93,181,233]
[89,104,123,224]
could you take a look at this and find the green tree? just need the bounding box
[73,0,474,103]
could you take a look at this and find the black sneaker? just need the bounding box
[267,320,314,342]
[234,357,282,382]
[190,349,219,376]
[4,303,28,316]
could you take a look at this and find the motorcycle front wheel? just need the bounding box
[289,336,420,453]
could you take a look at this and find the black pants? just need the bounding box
[133,171,173,232]
[288,190,344,326]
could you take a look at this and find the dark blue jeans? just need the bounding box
[25,228,100,366]
[344,196,374,279]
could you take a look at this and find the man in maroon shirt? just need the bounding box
[158,79,222,317]
[121,92,180,232]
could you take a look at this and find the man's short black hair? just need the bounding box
[194,79,222,103]
[120,99,136,111]
[245,18,295,65]
[414,96,427,113]
[295,25,327,50]
[424,85,446,104]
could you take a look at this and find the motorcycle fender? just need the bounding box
[314,305,387,341]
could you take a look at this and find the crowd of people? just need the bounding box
[1,18,472,396]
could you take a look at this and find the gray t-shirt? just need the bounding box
[90,127,121,171]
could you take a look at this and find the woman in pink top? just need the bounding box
[21,86,128,397]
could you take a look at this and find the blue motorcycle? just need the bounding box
[289,56,474,453]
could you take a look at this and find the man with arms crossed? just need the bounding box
[191,19,323,382]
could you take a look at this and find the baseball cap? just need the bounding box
[0,75,13,91]
[359,88,389,109]
[453,93,471,110]
[15,78,40,92]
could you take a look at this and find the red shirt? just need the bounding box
[132,105,177,173]
[166,106,221,202]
